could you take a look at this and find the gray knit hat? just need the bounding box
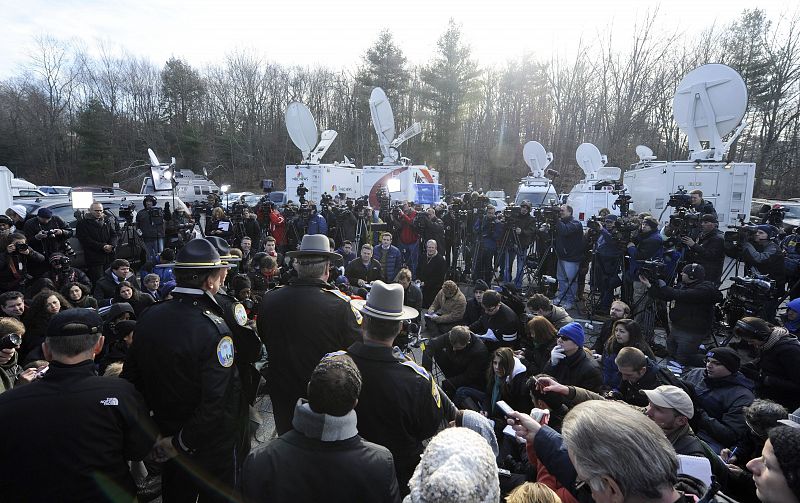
[404,428,499,503]
[459,410,499,457]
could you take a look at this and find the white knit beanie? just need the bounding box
[404,428,500,503]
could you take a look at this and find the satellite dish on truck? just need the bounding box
[672,64,747,162]
[575,143,608,178]
[285,102,337,164]
[522,141,553,178]
[369,87,422,164]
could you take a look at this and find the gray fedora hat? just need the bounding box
[351,280,418,321]
[286,234,342,261]
[172,238,232,270]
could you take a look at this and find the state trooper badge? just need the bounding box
[233,303,248,326]
[217,336,235,367]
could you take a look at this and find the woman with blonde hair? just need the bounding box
[505,482,562,503]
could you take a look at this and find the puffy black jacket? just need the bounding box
[648,279,722,333]
[543,349,603,392]
[135,206,166,238]
[422,332,489,391]
[554,216,583,262]
[682,368,755,448]
[686,229,725,284]
[741,240,785,285]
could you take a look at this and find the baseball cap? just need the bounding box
[47,309,102,338]
[37,207,53,219]
[643,385,694,419]
[700,214,718,223]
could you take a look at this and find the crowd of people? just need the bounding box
[0,189,798,503]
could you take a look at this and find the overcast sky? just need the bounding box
[0,0,792,77]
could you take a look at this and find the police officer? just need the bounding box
[0,309,155,502]
[204,236,263,412]
[257,234,362,435]
[348,280,454,493]
[122,238,244,502]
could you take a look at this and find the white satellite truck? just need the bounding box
[567,143,628,225]
[513,141,559,206]
[362,87,441,207]
[141,149,221,201]
[284,102,363,204]
[623,64,755,230]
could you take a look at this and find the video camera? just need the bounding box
[612,189,633,215]
[721,274,777,326]
[667,186,693,209]
[639,258,667,282]
[665,207,701,247]
[119,202,136,223]
[229,201,247,222]
[760,204,786,228]
[533,205,560,225]
[296,183,309,204]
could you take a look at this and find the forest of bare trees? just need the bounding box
[0,9,798,198]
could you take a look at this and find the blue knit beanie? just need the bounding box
[757,224,778,239]
[558,322,585,347]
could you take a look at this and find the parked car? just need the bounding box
[750,197,800,232]
[71,186,131,196]
[38,185,72,195]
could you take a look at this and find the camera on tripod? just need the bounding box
[533,205,560,226]
[760,204,786,227]
[229,202,246,223]
[639,258,667,282]
[119,203,135,223]
[502,204,522,223]
[721,274,777,326]
[296,183,309,204]
[665,207,701,247]
[612,189,633,215]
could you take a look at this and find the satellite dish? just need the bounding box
[635,145,656,161]
[672,64,747,161]
[369,87,421,164]
[575,143,605,177]
[148,148,161,166]
[285,102,337,164]
[522,141,553,177]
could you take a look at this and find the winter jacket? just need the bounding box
[682,368,755,448]
[468,303,521,349]
[483,357,531,424]
[475,216,504,251]
[418,254,447,307]
[403,284,423,311]
[741,334,800,411]
[554,216,583,262]
[43,266,92,292]
[686,229,725,284]
[615,358,670,407]
[373,245,403,283]
[428,288,466,323]
[0,250,45,292]
[396,210,419,245]
[602,341,655,390]
[525,441,579,503]
[544,349,602,392]
[648,279,722,333]
[463,298,482,326]
[267,209,286,245]
[519,338,557,376]
[93,268,141,306]
[692,200,717,218]
[345,258,383,286]
[135,206,166,239]
[741,240,785,285]
[23,215,72,257]
[596,228,624,258]
[422,333,489,391]
[544,306,574,330]
[626,229,663,282]
[76,214,119,266]
[306,213,328,236]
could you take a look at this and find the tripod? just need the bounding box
[493,221,524,286]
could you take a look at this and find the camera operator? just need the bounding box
[0,233,44,292]
[23,208,72,273]
[420,207,445,255]
[781,227,800,300]
[689,189,717,218]
[240,207,262,252]
[625,216,663,312]
[739,224,785,322]
[265,202,287,253]
[592,214,625,311]
[473,205,503,284]
[393,202,420,276]
[304,203,328,236]
[76,202,118,284]
[440,201,461,269]
[553,204,583,310]
[681,213,725,285]
[42,252,91,292]
[639,263,722,367]
[508,201,536,289]
[135,195,166,263]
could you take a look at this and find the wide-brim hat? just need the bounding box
[204,236,241,262]
[351,280,418,320]
[173,238,232,269]
[286,234,342,261]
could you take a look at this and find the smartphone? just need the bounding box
[496,400,515,416]
[34,366,49,379]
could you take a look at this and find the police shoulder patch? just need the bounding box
[400,360,431,380]
[233,303,248,326]
[216,336,235,368]
[350,303,363,325]
[325,288,352,302]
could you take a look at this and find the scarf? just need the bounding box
[291,398,358,442]
[762,327,791,353]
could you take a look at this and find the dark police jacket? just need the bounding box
[257,277,362,425]
[348,341,445,490]
[0,360,154,502]
[122,288,243,457]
